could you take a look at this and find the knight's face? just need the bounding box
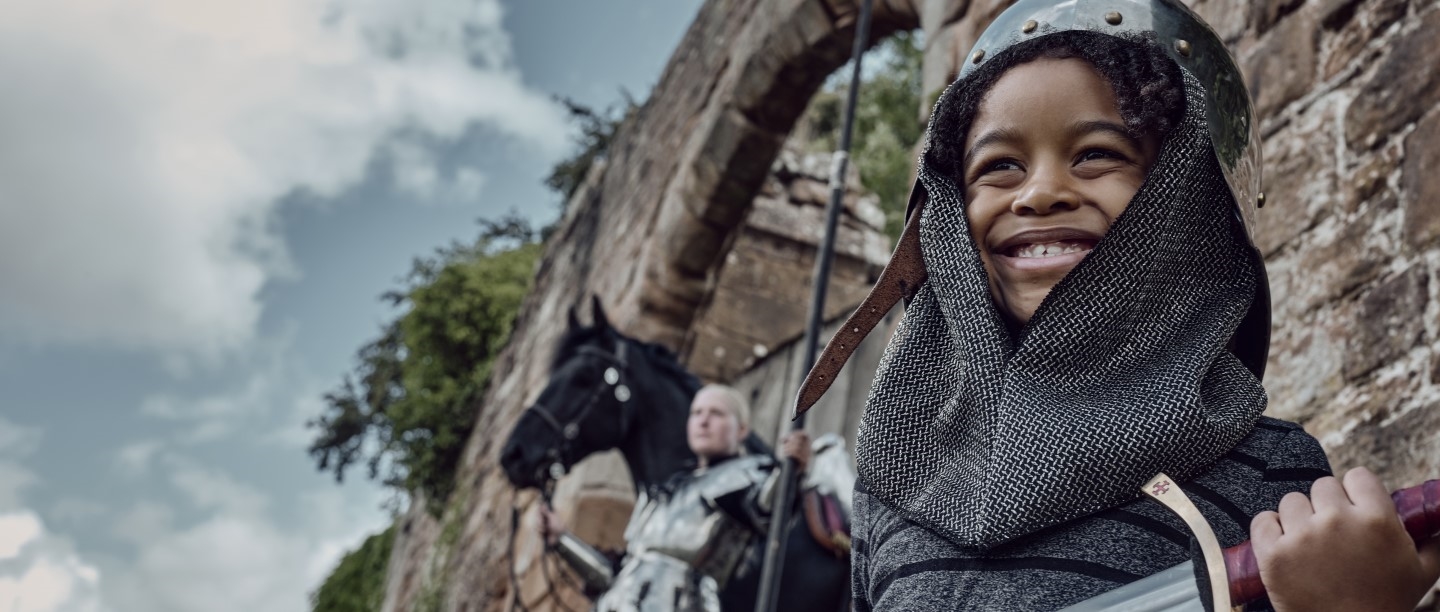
[962,57,1160,324]
[686,388,746,460]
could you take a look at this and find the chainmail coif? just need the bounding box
[855,65,1265,551]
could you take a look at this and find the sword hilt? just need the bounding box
[1222,479,1440,606]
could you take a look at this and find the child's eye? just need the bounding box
[976,158,1022,176]
[1077,148,1125,163]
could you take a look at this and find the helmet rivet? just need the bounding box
[971,49,985,64]
[1176,39,1192,57]
[1105,11,1123,25]
[1257,192,1266,208]
[1022,19,1038,34]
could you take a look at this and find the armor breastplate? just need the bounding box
[623,454,773,587]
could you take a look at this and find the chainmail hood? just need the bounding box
[854,35,1266,551]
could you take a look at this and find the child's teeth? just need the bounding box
[1015,242,1088,258]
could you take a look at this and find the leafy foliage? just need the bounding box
[544,96,636,205]
[308,216,541,507]
[310,524,396,612]
[798,30,925,239]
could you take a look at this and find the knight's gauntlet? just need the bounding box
[554,533,615,593]
[755,466,782,514]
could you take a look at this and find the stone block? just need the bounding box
[1251,0,1305,35]
[1243,9,1319,119]
[921,0,971,32]
[1252,110,1337,255]
[1402,109,1440,249]
[875,0,925,28]
[1314,0,1364,29]
[1264,311,1346,423]
[1316,375,1438,489]
[568,490,635,553]
[1187,0,1250,44]
[1343,266,1430,381]
[1345,9,1440,150]
[1344,146,1398,212]
[921,23,961,110]
[1267,200,1393,336]
[1320,0,1407,80]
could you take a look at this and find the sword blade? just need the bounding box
[1058,562,1204,612]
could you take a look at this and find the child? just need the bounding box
[821,1,1440,610]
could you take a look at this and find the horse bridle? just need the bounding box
[528,338,634,485]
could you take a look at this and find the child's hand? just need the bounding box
[1250,467,1440,612]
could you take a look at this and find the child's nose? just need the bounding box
[1012,169,1081,216]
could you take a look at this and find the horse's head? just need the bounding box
[501,296,650,490]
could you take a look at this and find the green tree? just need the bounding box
[544,96,636,205]
[311,524,396,612]
[308,216,541,508]
[798,30,925,239]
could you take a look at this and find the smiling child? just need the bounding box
[840,3,1440,611]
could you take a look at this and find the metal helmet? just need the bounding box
[958,0,1264,239]
[901,0,1273,379]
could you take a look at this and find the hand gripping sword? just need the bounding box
[1060,475,1440,612]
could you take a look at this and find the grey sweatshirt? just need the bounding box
[851,417,1332,611]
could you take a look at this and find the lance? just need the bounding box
[1061,477,1440,611]
[753,1,875,611]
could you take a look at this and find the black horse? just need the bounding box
[500,297,850,612]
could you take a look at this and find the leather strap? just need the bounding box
[793,186,928,418]
[801,489,852,558]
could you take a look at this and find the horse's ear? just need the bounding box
[567,304,582,330]
[591,295,610,332]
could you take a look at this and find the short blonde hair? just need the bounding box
[696,384,751,428]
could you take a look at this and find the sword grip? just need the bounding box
[1223,479,1440,606]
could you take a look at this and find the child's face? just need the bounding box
[962,58,1160,324]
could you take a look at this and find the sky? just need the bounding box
[0,1,701,610]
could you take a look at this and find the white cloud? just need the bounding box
[0,512,105,612]
[0,463,38,513]
[0,513,42,561]
[47,500,107,526]
[262,384,331,449]
[384,139,489,201]
[0,0,569,360]
[100,463,389,612]
[113,441,165,478]
[0,419,41,458]
[136,328,327,446]
[0,422,42,513]
[108,502,175,549]
[139,371,269,443]
[166,459,270,517]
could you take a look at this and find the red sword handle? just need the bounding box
[1222,479,1440,606]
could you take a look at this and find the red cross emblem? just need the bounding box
[1151,481,1171,496]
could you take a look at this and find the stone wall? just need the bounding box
[380,1,1440,610]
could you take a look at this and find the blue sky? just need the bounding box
[0,1,700,609]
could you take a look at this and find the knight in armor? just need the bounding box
[538,383,811,612]
[822,1,1440,610]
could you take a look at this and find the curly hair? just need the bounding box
[925,30,1186,181]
